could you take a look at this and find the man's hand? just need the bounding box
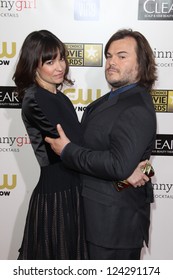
[127,160,150,187]
[45,124,70,155]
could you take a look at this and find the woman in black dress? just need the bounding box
[13,30,87,259]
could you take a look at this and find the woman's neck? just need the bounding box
[36,75,57,94]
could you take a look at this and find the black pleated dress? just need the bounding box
[18,85,88,260]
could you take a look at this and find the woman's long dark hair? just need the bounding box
[13,30,73,100]
[104,29,157,90]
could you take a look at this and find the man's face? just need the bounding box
[105,36,139,90]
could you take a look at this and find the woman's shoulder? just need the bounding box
[22,84,40,114]
[24,84,50,103]
[23,84,38,101]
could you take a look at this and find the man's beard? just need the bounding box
[108,79,129,89]
[105,69,129,89]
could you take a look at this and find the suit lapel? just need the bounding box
[82,92,120,124]
[81,93,109,123]
[81,85,145,124]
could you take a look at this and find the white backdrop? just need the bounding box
[0,0,173,260]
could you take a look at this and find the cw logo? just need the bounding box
[64,88,101,105]
[0,174,17,190]
[0,42,16,58]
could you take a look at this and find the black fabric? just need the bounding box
[18,85,87,259]
[88,242,141,260]
[62,85,156,249]
[18,179,87,260]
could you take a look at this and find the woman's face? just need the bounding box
[36,49,66,90]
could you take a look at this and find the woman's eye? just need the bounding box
[46,60,53,65]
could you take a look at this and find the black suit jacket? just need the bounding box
[62,85,156,249]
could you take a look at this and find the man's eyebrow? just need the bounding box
[117,51,128,55]
[106,50,128,56]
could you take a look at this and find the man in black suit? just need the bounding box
[46,29,157,259]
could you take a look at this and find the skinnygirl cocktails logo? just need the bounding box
[0,0,37,18]
[0,134,31,153]
[153,182,173,199]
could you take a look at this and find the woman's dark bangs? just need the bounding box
[41,40,60,64]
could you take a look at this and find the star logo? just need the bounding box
[169,95,173,104]
[65,43,102,67]
[84,44,102,66]
[86,46,98,59]
[168,91,173,112]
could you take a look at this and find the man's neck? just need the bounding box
[111,82,138,92]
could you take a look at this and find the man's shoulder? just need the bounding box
[87,91,110,108]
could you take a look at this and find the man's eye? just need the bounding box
[119,55,126,59]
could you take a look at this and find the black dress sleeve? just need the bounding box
[22,86,59,138]
[21,86,60,166]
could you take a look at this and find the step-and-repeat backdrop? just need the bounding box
[0,0,173,259]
